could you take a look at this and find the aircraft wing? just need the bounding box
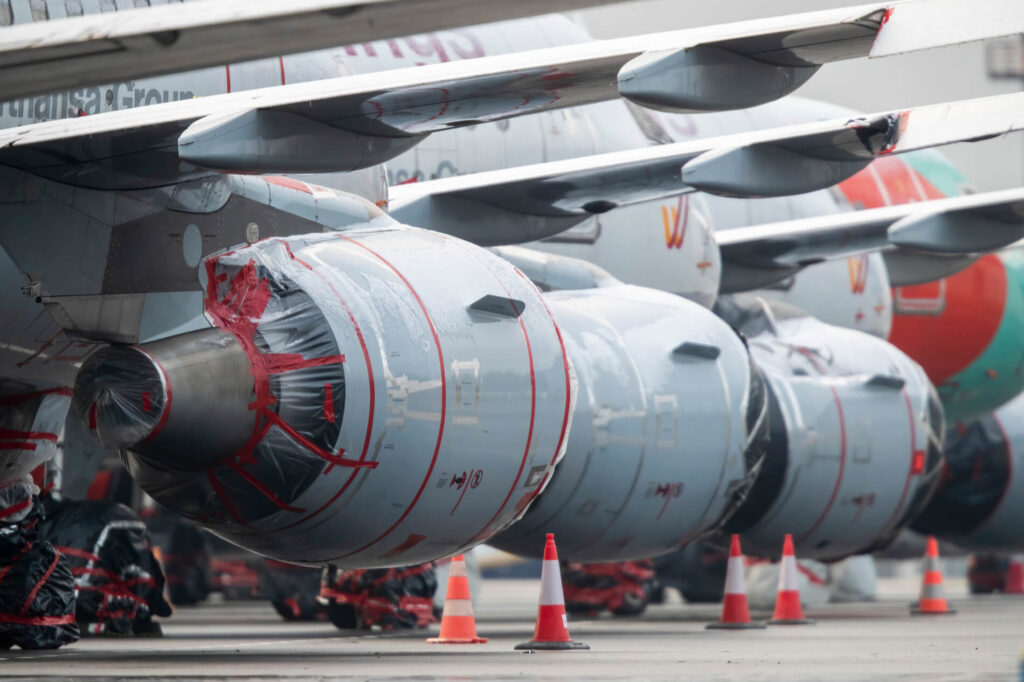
[2,0,1021,190]
[388,92,1024,245]
[0,0,628,102]
[488,186,1024,294]
[716,188,1024,292]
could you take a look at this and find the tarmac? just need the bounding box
[2,575,1021,681]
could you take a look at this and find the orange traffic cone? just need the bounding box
[1006,554,1024,594]
[911,537,956,615]
[426,554,487,643]
[767,534,815,625]
[515,533,589,650]
[707,535,765,630]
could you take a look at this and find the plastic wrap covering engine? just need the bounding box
[490,285,762,561]
[912,391,1024,551]
[72,227,574,568]
[39,496,171,636]
[0,481,79,650]
[716,295,944,560]
[0,389,71,487]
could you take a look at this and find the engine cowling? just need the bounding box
[716,295,944,560]
[490,284,766,561]
[73,227,574,567]
[911,391,1024,551]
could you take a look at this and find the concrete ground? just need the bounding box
[2,575,1021,681]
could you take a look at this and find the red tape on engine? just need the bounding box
[199,249,375,525]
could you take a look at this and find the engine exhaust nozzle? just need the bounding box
[72,328,255,470]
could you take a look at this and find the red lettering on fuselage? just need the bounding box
[341,30,485,64]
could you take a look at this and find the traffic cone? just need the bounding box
[767,534,815,625]
[515,533,589,650]
[426,554,487,643]
[1005,554,1024,594]
[706,535,765,630]
[911,537,956,615]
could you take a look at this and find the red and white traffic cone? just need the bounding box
[707,534,765,630]
[515,533,589,650]
[911,537,956,615]
[426,554,487,643]
[1006,554,1024,595]
[767,534,815,625]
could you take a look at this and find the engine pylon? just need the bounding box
[706,534,765,630]
[515,534,589,651]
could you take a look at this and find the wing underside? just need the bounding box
[1,0,1021,191]
[716,188,1024,291]
[387,92,1024,245]
[0,0,629,102]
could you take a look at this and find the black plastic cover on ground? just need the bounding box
[0,481,79,649]
[261,560,323,621]
[39,496,171,635]
[652,542,728,604]
[562,560,655,616]
[147,515,211,606]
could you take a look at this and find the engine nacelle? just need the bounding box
[717,296,944,560]
[490,285,766,561]
[73,227,574,567]
[912,391,1024,551]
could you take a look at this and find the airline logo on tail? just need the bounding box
[847,256,870,294]
[661,196,690,250]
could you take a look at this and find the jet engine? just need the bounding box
[911,391,1024,551]
[716,295,944,560]
[72,227,575,568]
[490,284,768,561]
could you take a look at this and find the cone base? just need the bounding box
[427,636,488,644]
[706,621,767,630]
[515,640,590,650]
[767,618,816,625]
[910,607,956,616]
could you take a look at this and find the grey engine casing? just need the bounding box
[74,226,575,568]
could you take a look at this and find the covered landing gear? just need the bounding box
[562,560,656,617]
[319,563,438,631]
